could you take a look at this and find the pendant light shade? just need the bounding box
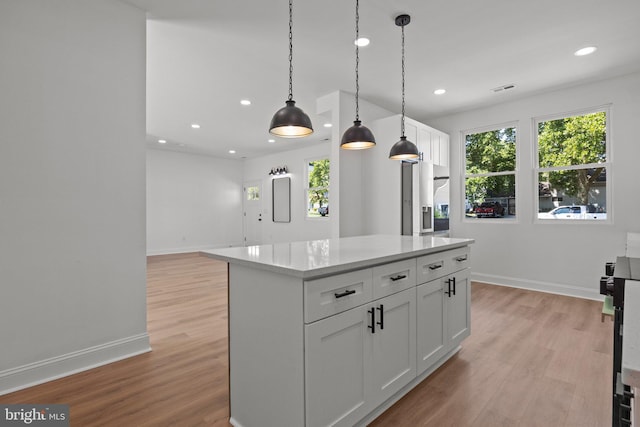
[269,0,313,138]
[341,0,375,150]
[270,100,314,138]
[389,136,420,160]
[341,120,376,149]
[389,14,419,160]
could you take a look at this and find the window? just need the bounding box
[306,158,330,218]
[246,185,260,201]
[535,108,609,221]
[464,125,517,220]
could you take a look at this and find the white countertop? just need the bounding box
[622,279,640,387]
[201,234,474,279]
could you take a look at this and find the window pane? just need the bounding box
[307,190,329,217]
[465,174,516,219]
[538,111,606,168]
[465,127,516,174]
[307,159,330,218]
[246,186,259,201]
[308,159,330,188]
[538,168,606,219]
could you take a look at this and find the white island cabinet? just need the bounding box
[202,234,473,427]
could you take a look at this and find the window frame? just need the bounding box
[462,121,519,224]
[305,156,330,220]
[533,105,612,224]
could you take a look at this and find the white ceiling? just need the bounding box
[125,0,640,159]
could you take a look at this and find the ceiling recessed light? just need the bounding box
[268,139,275,143]
[574,46,597,56]
[323,123,333,128]
[158,139,167,144]
[240,99,251,106]
[434,89,446,95]
[354,37,370,47]
[191,123,201,129]
[229,150,236,154]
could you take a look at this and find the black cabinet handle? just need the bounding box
[377,304,384,330]
[334,289,356,299]
[455,256,468,262]
[445,278,452,297]
[368,307,376,334]
[390,274,407,282]
[428,263,443,270]
[452,276,456,296]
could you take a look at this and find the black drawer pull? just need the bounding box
[390,274,407,282]
[334,289,356,299]
[455,256,468,262]
[428,263,443,270]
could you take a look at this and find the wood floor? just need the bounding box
[1,253,612,426]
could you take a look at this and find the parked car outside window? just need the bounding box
[475,201,505,218]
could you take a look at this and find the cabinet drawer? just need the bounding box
[444,246,471,273]
[417,247,471,284]
[372,259,416,299]
[305,269,373,323]
[417,252,450,283]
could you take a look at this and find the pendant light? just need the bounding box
[340,0,376,150]
[269,0,314,138]
[389,14,419,160]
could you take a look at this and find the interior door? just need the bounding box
[243,181,262,246]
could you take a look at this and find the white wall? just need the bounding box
[243,143,331,244]
[0,0,149,394]
[146,149,244,254]
[429,72,640,299]
[318,91,395,238]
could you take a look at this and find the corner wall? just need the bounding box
[429,72,640,299]
[0,0,149,394]
[146,149,244,254]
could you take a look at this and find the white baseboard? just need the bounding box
[471,272,603,301]
[0,333,151,396]
[147,243,243,256]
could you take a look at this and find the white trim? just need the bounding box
[461,122,519,224]
[147,243,242,256]
[532,105,612,224]
[471,272,603,301]
[0,333,151,396]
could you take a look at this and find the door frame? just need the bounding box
[243,180,263,246]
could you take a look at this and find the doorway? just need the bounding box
[243,181,262,246]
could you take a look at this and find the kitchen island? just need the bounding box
[202,234,474,427]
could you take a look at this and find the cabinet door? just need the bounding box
[305,306,373,427]
[439,134,449,168]
[370,288,416,407]
[447,269,471,348]
[416,279,447,375]
[418,128,432,162]
[431,133,441,166]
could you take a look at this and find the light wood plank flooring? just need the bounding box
[1,253,612,426]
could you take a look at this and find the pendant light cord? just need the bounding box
[400,22,406,137]
[288,0,294,101]
[354,0,360,121]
